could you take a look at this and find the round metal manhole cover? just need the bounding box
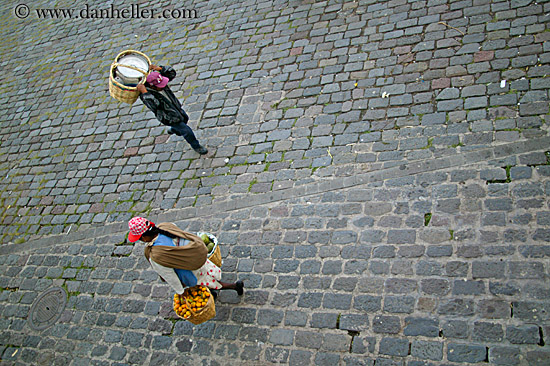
[28,287,67,331]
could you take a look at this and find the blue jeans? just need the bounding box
[169,117,201,149]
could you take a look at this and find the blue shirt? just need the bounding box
[153,234,197,287]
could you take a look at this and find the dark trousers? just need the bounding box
[168,110,200,149]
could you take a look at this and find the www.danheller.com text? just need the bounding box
[32,4,198,19]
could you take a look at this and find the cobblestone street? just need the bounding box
[1,0,549,365]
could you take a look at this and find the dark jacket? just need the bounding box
[139,66,189,126]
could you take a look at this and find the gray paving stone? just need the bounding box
[372,315,401,334]
[379,337,409,357]
[447,343,487,363]
[411,340,443,361]
[489,346,521,365]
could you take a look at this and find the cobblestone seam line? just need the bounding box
[1,136,548,256]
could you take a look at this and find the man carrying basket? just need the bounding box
[137,65,208,155]
[127,216,244,297]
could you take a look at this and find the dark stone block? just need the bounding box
[489,346,521,365]
[447,343,487,363]
[404,317,439,337]
[379,337,409,357]
[372,315,401,334]
[453,280,485,295]
[410,340,444,361]
[506,325,540,344]
[473,321,504,341]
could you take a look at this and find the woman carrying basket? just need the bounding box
[127,217,244,297]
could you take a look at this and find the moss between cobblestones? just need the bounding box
[424,213,432,226]
[247,178,258,192]
[61,283,79,298]
[487,165,512,184]
[422,138,433,150]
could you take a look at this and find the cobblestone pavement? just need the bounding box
[1,0,550,365]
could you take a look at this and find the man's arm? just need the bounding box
[137,83,148,94]
[149,64,177,81]
[138,85,161,117]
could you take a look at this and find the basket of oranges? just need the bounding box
[173,285,215,324]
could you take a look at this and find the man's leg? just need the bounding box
[169,122,208,154]
[169,122,200,148]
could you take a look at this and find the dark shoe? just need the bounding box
[168,128,175,135]
[211,289,219,301]
[194,145,208,155]
[235,280,244,296]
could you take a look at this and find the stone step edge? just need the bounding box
[1,136,548,255]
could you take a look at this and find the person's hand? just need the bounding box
[137,83,147,94]
[149,64,162,71]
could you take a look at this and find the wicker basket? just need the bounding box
[209,245,222,268]
[177,286,216,325]
[197,232,222,268]
[109,50,150,104]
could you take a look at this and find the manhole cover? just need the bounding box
[28,287,67,331]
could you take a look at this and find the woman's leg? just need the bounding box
[219,282,235,289]
[219,281,244,295]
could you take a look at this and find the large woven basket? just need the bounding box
[177,286,216,325]
[109,50,150,104]
[209,245,222,268]
[198,232,222,268]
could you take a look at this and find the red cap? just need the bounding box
[146,71,169,89]
[128,217,154,242]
